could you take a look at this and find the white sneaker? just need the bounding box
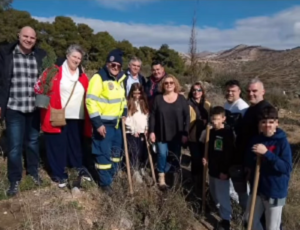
[140,168,146,177]
[133,171,143,184]
[58,179,67,188]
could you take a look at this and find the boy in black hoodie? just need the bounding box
[245,106,292,230]
[202,106,235,230]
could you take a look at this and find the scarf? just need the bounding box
[62,60,79,82]
[149,74,164,96]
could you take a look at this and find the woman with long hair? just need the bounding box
[149,74,190,189]
[187,82,211,186]
[125,83,149,183]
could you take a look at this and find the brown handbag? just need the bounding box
[50,82,77,127]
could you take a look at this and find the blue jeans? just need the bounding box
[92,126,123,187]
[5,109,40,183]
[156,138,181,173]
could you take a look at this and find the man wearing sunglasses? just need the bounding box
[86,49,127,195]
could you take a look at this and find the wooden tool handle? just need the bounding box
[121,121,134,195]
[201,125,211,215]
[247,156,261,230]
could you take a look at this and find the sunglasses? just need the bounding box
[193,89,202,92]
[133,92,141,95]
[110,63,121,69]
[164,81,174,85]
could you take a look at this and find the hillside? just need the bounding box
[183,45,300,92]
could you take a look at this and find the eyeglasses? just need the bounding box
[111,63,121,69]
[193,89,202,92]
[164,81,174,85]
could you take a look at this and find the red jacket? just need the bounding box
[34,65,92,137]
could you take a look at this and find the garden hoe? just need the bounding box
[121,121,134,195]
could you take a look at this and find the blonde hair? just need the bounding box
[159,74,181,94]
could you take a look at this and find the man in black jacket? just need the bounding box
[123,56,146,97]
[0,26,47,196]
[237,78,271,165]
[144,60,167,110]
[236,78,272,229]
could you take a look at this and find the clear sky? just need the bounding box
[12,0,300,53]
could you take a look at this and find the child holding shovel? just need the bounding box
[125,83,149,183]
[201,106,235,230]
[245,106,292,230]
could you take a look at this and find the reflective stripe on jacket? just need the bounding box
[86,66,127,129]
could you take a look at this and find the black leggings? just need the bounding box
[126,133,148,169]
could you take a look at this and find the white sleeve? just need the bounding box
[125,117,134,134]
[199,130,206,143]
[237,99,249,117]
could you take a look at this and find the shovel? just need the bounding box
[121,121,134,195]
[247,155,261,230]
[201,124,211,215]
[145,134,157,184]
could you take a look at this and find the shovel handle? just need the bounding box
[247,156,261,230]
[121,121,134,195]
[145,136,157,184]
[201,124,211,215]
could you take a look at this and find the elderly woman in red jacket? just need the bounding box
[34,44,92,188]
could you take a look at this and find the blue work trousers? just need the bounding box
[92,126,123,187]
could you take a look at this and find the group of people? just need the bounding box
[0,26,293,230]
[198,79,292,230]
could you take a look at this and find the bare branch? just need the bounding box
[188,0,202,82]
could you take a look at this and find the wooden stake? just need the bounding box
[121,121,134,195]
[145,136,157,184]
[201,124,211,215]
[247,155,261,230]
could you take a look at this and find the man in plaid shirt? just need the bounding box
[0,26,47,197]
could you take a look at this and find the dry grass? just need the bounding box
[0,164,204,230]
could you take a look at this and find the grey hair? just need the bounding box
[248,77,264,89]
[66,44,85,58]
[129,56,142,66]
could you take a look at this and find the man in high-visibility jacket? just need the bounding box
[86,49,127,194]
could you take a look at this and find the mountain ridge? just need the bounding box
[181,44,300,92]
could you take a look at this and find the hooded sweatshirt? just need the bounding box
[245,128,292,199]
[207,126,235,178]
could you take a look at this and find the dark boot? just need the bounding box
[30,174,43,186]
[216,219,230,230]
[6,181,20,197]
[101,185,113,197]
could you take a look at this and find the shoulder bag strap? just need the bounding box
[63,81,77,109]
